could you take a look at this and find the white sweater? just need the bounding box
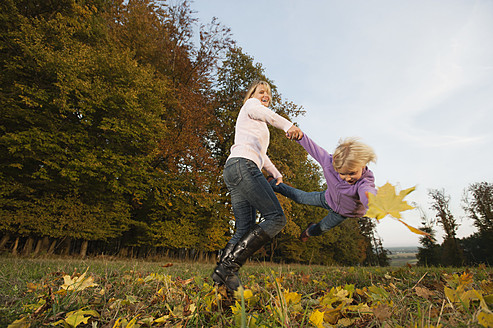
[228,98,293,179]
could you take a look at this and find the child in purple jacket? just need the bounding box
[269,133,377,241]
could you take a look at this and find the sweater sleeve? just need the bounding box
[297,133,331,167]
[357,178,377,208]
[244,98,293,132]
[262,154,282,179]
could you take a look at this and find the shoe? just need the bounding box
[216,242,235,265]
[212,242,236,286]
[299,223,316,242]
[211,225,271,292]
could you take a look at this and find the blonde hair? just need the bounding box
[332,137,376,172]
[243,80,272,107]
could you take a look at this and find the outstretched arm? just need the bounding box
[297,133,332,167]
[245,98,294,132]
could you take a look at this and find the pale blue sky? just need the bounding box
[192,0,493,247]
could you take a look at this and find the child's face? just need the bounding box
[338,166,364,185]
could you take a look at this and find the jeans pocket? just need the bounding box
[245,159,261,177]
[223,159,242,187]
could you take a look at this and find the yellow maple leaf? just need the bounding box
[283,289,302,305]
[6,317,30,328]
[60,269,98,291]
[309,310,325,328]
[367,183,432,239]
[366,182,415,220]
[478,309,493,327]
[64,309,100,327]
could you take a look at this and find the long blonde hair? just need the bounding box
[332,137,376,172]
[243,81,272,107]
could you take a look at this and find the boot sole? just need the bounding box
[211,270,241,292]
[211,272,226,285]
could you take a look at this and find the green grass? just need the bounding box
[1,256,492,327]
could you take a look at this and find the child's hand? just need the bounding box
[286,125,303,140]
[267,176,283,185]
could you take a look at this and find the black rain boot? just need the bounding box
[211,225,271,293]
[216,242,235,265]
[212,242,236,287]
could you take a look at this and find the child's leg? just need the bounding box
[308,210,347,236]
[270,181,326,208]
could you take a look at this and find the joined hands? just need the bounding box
[286,125,303,140]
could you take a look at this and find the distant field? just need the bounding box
[1,256,491,327]
[386,246,419,266]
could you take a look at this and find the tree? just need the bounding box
[428,189,463,266]
[416,211,440,266]
[462,182,493,234]
[358,217,390,266]
[0,0,383,262]
[461,182,493,264]
[104,0,234,253]
[0,0,181,253]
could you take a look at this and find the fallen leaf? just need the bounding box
[6,317,30,328]
[65,309,99,327]
[372,304,392,322]
[415,286,434,299]
[478,309,493,328]
[309,310,325,328]
[60,269,98,291]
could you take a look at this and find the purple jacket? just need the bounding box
[298,134,376,218]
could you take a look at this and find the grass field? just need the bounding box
[1,256,492,327]
[387,247,419,267]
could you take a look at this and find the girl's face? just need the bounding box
[338,166,364,185]
[251,85,271,107]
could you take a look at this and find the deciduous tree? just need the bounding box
[428,189,463,266]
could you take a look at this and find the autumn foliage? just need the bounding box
[0,0,386,265]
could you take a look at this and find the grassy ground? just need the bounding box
[1,256,492,327]
[389,252,418,267]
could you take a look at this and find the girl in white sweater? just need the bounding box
[212,81,303,293]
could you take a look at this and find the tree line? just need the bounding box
[417,182,493,266]
[1,0,392,265]
[4,0,489,267]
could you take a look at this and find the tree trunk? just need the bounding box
[61,238,71,255]
[12,237,19,256]
[0,234,10,249]
[118,246,129,258]
[22,237,34,256]
[48,239,57,254]
[80,240,88,257]
[33,238,43,256]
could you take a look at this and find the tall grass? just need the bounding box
[1,256,491,327]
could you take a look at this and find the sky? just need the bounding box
[191,0,493,247]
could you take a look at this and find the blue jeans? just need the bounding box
[223,158,287,244]
[270,181,347,236]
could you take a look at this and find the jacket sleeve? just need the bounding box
[297,133,331,167]
[357,179,377,208]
